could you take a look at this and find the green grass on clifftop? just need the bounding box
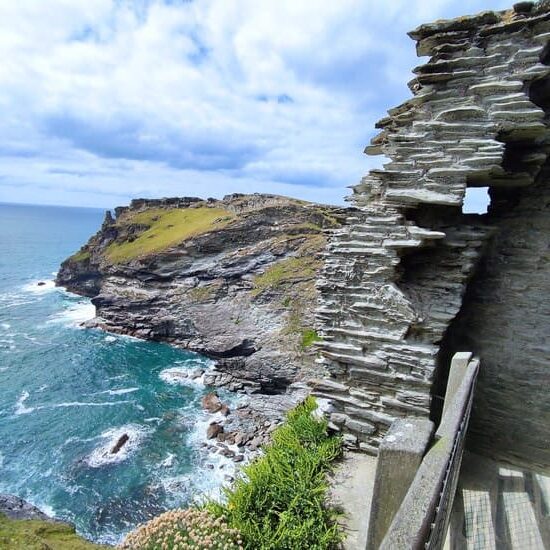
[206,396,342,549]
[106,207,235,263]
[0,514,107,550]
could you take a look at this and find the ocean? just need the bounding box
[0,203,233,545]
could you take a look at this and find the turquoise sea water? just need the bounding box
[0,203,229,545]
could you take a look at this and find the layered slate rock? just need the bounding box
[57,194,348,394]
[314,1,550,460]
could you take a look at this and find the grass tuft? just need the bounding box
[106,207,235,263]
[206,396,342,549]
[300,329,322,349]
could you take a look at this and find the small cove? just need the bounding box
[0,203,234,545]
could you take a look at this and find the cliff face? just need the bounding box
[57,194,348,394]
[314,1,550,470]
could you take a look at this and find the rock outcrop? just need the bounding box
[314,1,550,470]
[0,494,54,521]
[57,194,348,394]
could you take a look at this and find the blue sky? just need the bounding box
[0,0,510,209]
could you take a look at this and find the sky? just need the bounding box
[0,0,510,210]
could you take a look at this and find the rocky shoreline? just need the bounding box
[55,193,347,457]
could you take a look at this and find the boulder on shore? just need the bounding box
[202,392,223,413]
[207,422,224,439]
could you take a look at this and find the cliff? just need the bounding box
[56,193,348,394]
[314,0,550,471]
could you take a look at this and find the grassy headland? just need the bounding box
[106,207,235,263]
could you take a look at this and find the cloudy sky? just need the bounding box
[0,0,510,209]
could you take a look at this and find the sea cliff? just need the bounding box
[56,193,349,445]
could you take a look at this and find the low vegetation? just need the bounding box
[206,397,342,549]
[119,509,242,550]
[300,328,322,349]
[106,207,235,263]
[0,514,107,550]
[252,256,321,296]
[70,249,90,262]
[187,284,218,303]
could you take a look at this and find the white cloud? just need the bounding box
[0,0,512,208]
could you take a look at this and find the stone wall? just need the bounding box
[313,1,550,467]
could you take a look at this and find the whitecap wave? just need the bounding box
[14,391,34,415]
[47,301,95,327]
[96,388,139,396]
[22,279,57,294]
[159,453,177,468]
[159,367,205,387]
[1,323,11,330]
[85,424,151,468]
[104,335,117,343]
[14,391,133,416]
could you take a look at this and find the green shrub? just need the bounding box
[118,509,242,550]
[207,397,342,550]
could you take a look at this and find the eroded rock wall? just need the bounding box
[314,1,550,466]
[454,165,550,472]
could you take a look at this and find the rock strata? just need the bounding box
[57,193,347,395]
[314,0,550,468]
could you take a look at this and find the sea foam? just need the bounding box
[14,391,34,415]
[47,301,95,327]
[85,424,151,468]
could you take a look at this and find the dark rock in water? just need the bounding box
[207,422,223,439]
[0,494,53,521]
[110,433,129,454]
[220,404,231,416]
[37,281,46,286]
[201,392,222,413]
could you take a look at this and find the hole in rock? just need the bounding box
[462,187,490,214]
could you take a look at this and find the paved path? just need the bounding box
[328,451,378,550]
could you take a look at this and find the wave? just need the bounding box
[85,424,151,468]
[14,391,34,415]
[159,367,205,387]
[47,301,95,327]
[95,388,140,396]
[22,279,57,294]
[0,294,34,310]
[50,400,134,409]
[159,452,177,468]
[14,390,134,416]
